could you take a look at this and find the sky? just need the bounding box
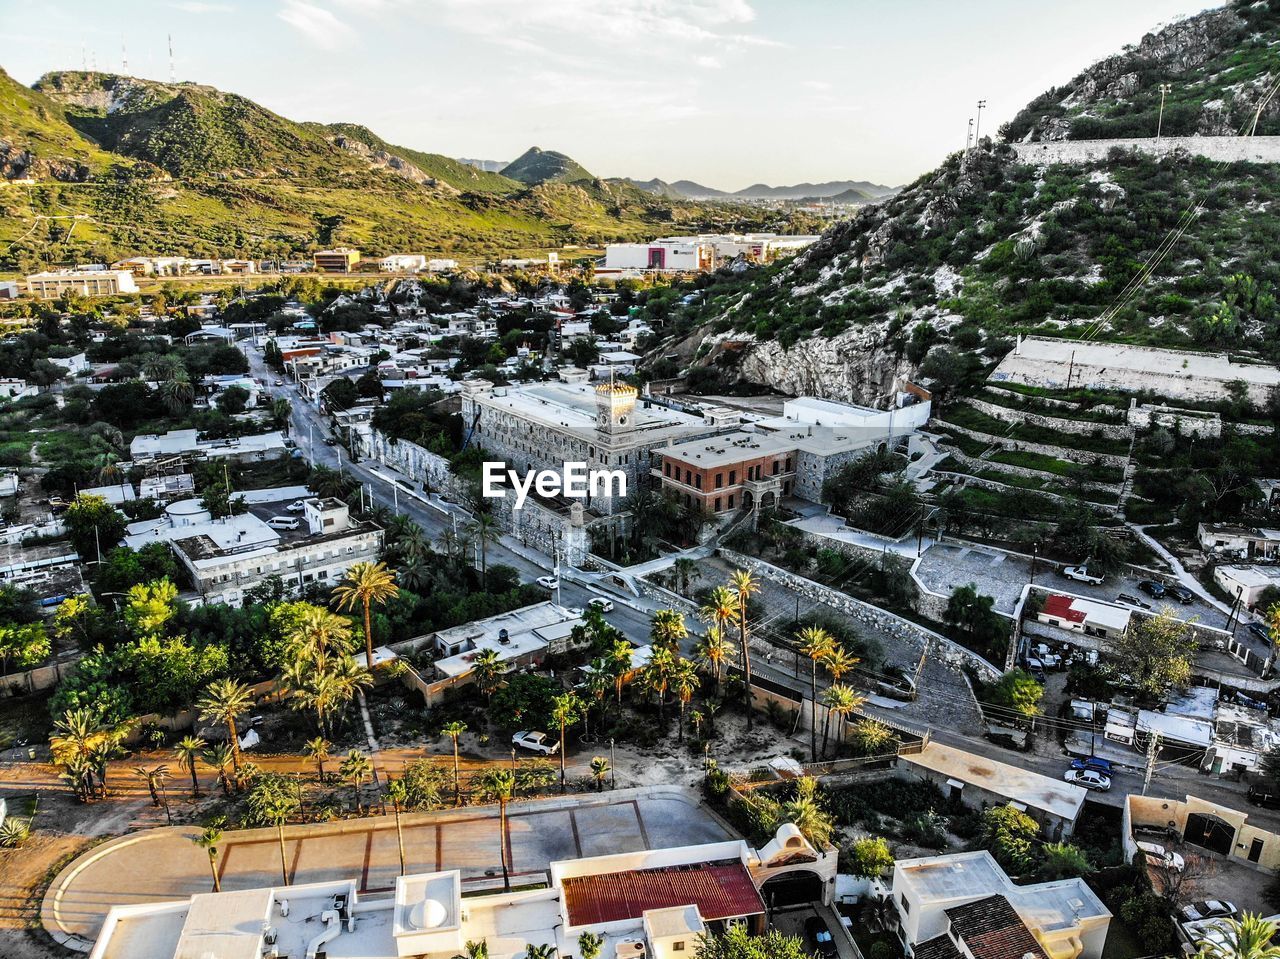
[1,0,1222,189]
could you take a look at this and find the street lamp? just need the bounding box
[974,100,987,146]
[1156,83,1172,141]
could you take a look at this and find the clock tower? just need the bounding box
[595,380,637,437]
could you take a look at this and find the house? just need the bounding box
[78,483,137,506]
[380,254,427,272]
[88,825,831,959]
[893,851,1110,959]
[899,741,1088,839]
[130,429,288,467]
[26,269,139,299]
[1198,523,1280,560]
[424,602,585,680]
[597,239,714,278]
[0,281,19,300]
[0,379,37,401]
[313,248,361,273]
[47,353,89,375]
[1214,564,1280,608]
[1037,593,1131,640]
[1126,793,1280,872]
[425,259,458,272]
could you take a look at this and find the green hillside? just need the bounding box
[501,147,594,185]
[0,66,119,180]
[320,122,521,194]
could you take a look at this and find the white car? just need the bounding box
[1136,841,1185,872]
[267,516,301,531]
[587,597,614,613]
[536,575,560,590]
[1180,901,1237,924]
[512,730,559,755]
[286,499,313,513]
[1063,565,1104,585]
[1063,768,1111,791]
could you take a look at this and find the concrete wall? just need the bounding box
[0,654,82,697]
[1011,136,1280,166]
[936,419,1130,468]
[962,397,1133,441]
[1127,793,1280,874]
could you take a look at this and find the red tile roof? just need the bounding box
[1042,594,1085,624]
[561,859,766,927]
[945,895,1049,959]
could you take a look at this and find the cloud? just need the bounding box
[695,55,723,69]
[802,80,832,92]
[277,0,353,50]
[171,0,233,11]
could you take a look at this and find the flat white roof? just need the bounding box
[901,742,1087,822]
[994,336,1280,388]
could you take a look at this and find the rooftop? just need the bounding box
[945,895,1048,959]
[900,742,1088,822]
[430,602,583,678]
[560,859,764,928]
[472,382,707,439]
[659,430,793,469]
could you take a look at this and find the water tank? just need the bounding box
[498,628,510,645]
[408,898,449,930]
[166,498,211,527]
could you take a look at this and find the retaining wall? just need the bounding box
[935,419,1130,468]
[962,396,1133,440]
[1011,136,1280,166]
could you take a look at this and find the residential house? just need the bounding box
[1198,523,1280,560]
[26,269,139,298]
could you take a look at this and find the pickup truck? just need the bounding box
[1063,565,1104,585]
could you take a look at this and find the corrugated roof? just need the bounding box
[561,859,764,927]
[945,895,1048,959]
[1042,594,1084,623]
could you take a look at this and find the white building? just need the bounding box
[892,850,1110,959]
[1214,564,1280,610]
[598,239,714,278]
[425,258,459,272]
[130,429,288,467]
[0,379,38,400]
[1198,523,1280,561]
[1037,593,1131,640]
[26,269,139,299]
[380,254,428,272]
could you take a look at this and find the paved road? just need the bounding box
[43,789,730,947]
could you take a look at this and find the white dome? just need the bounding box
[409,898,448,930]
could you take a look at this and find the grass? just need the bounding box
[942,404,1132,457]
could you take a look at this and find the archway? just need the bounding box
[761,870,823,909]
[1184,812,1234,856]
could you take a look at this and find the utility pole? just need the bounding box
[966,117,974,151]
[974,100,987,147]
[1156,83,1172,141]
[1142,731,1162,796]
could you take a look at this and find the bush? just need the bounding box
[843,836,894,877]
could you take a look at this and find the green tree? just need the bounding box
[578,932,605,959]
[303,736,332,782]
[943,584,1008,658]
[729,570,759,730]
[1201,915,1280,959]
[386,778,409,876]
[650,608,688,652]
[321,377,359,411]
[246,774,299,886]
[980,803,1040,873]
[442,721,467,805]
[216,385,250,415]
[339,748,373,814]
[193,824,224,892]
[796,626,834,761]
[174,734,207,798]
[844,836,894,877]
[475,768,516,891]
[987,669,1044,718]
[697,925,809,959]
[0,622,50,675]
[197,678,253,778]
[1037,842,1094,881]
[63,494,127,561]
[1110,609,1196,702]
[551,693,580,793]
[589,756,610,792]
[471,648,505,704]
[333,561,399,670]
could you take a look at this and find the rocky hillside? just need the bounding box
[1004,0,1280,142]
[0,70,767,270]
[501,147,593,185]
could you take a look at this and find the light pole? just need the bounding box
[1156,83,1172,141]
[966,117,974,151]
[974,100,987,147]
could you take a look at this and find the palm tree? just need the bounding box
[271,397,292,433]
[698,587,739,695]
[1201,915,1280,959]
[197,678,253,778]
[608,638,634,705]
[475,768,516,891]
[51,708,129,803]
[581,660,611,740]
[386,778,408,876]
[589,756,610,792]
[174,735,207,798]
[694,627,730,692]
[471,648,504,704]
[253,788,298,887]
[672,659,700,743]
[821,684,866,758]
[333,560,399,670]
[193,825,224,893]
[729,569,760,730]
[649,609,688,652]
[442,722,466,805]
[779,777,835,847]
[822,646,859,685]
[340,749,373,814]
[303,737,332,782]
[133,764,169,807]
[286,606,354,668]
[203,744,235,795]
[578,932,605,959]
[525,945,556,959]
[452,941,489,959]
[672,558,701,596]
[797,626,834,762]
[551,694,580,793]
[643,647,676,720]
[158,374,195,416]
[470,514,499,586]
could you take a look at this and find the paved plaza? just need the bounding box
[44,788,732,949]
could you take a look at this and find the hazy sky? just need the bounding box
[2,0,1219,189]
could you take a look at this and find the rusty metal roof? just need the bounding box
[561,859,765,927]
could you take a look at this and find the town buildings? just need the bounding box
[26,269,139,299]
[597,234,821,278]
[129,429,288,467]
[314,248,361,273]
[1198,523,1280,561]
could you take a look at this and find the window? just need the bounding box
[729,470,737,484]
[694,474,702,489]
[900,895,910,914]
[728,494,735,509]
[772,461,780,475]
[714,497,722,511]
[715,472,723,488]
[673,943,686,953]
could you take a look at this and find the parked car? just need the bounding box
[1137,580,1167,599]
[1248,622,1271,644]
[324,437,338,446]
[1165,584,1195,604]
[511,730,559,755]
[536,575,560,590]
[1116,593,1152,610]
[1023,656,1047,682]
[1070,757,1114,777]
[1064,768,1111,791]
[1136,841,1185,872]
[1180,901,1238,924]
[804,916,837,959]
[1063,565,1104,585]
[274,379,284,386]
[1248,784,1280,809]
[267,516,301,531]
[587,597,614,613]
[286,499,313,513]
[1033,644,1063,670]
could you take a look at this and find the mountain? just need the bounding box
[1004,1,1280,141]
[0,70,763,269]
[623,177,689,199]
[459,158,509,173]
[670,180,731,199]
[654,0,1280,405]
[501,147,593,185]
[731,180,896,200]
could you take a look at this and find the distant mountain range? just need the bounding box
[459,158,508,173]
[623,177,899,203]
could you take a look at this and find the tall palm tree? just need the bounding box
[333,561,399,670]
[649,609,688,653]
[133,764,169,807]
[551,694,580,793]
[303,737,332,782]
[589,756,610,792]
[203,744,235,795]
[51,708,128,803]
[159,374,195,416]
[672,659,700,743]
[821,684,866,758]
[797,626,834,762]
[386,778,408,876]
[780,777,835,846]
[694,627,730,692]
[471,648,504,704]
[729,569,760,731]
[1201,915,1280,959]
[698,587,739,694]
[822,646,859,685]
[442,721,467,805]
[581,661,611,740]
[193,825,224,892]
[340,749,373,815]
[174,735,207,798]
[470,514,499,586]
[475,768,516,891]
[608,638,634,705]
[672,557,701,596]
[254,789,297,887]
[286,606,355,668]
[197,678,253,778]
[643,647,676,720]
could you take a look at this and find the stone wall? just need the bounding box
[962,396,1133,440]
[936,419,1130,468]
[1012,136,1280,166]
[943,448,1122,493]
[1126,403,1222,438]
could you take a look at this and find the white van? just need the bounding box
[267,516,300,531]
